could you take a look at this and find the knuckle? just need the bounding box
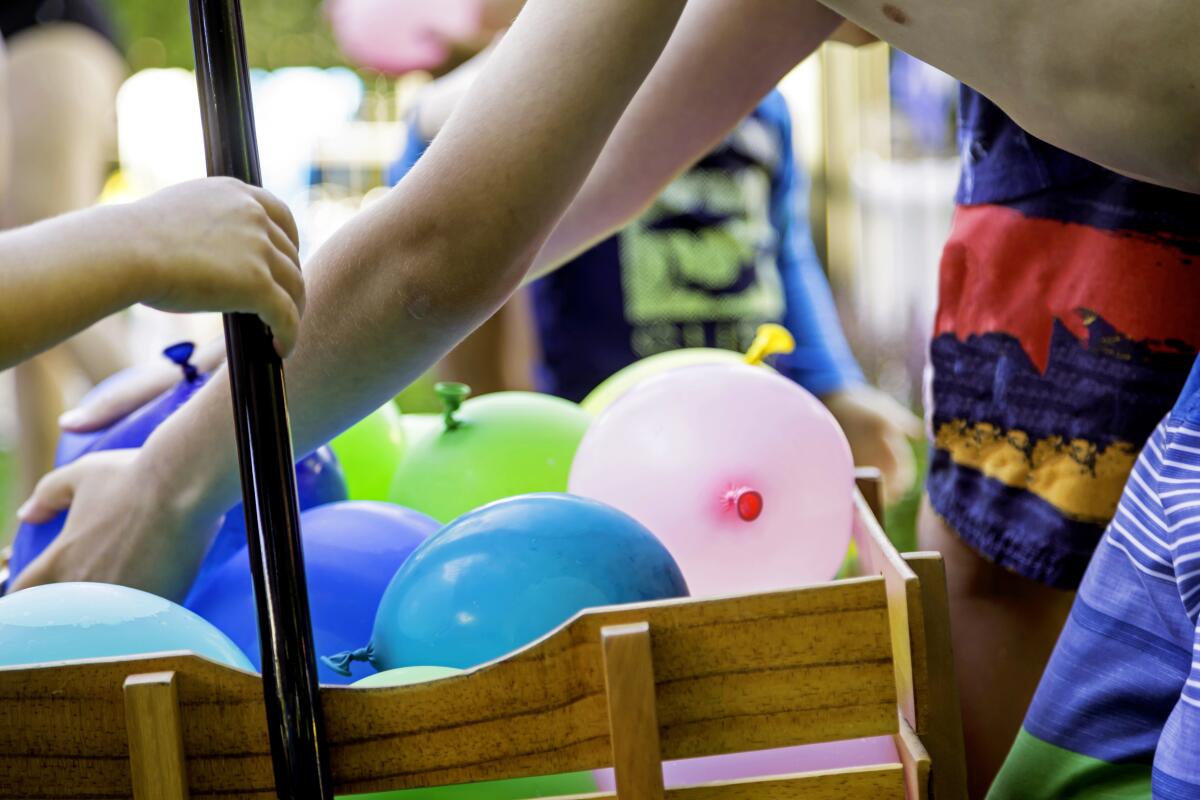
[255,233,276,258]
[253,262,275,291]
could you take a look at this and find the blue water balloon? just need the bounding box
[193,444,349,585]
[339,493,688,673]
[54,364,169,465]
[187,501,437,684]
[0,582,251,669]
[9,344,208,580]
[8,343,349,587]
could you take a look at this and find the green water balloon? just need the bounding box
[330,402,407,502]
[388,385,590,523]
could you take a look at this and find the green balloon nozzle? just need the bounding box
[435,382,472,431]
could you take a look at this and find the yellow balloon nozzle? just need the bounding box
[744,323,795,366]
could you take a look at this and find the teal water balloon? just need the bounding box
[0,583,252,669]
[359,494,688,672]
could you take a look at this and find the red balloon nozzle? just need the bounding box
[727,487,763,522]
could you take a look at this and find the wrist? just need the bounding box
[53,204,151,311]
[111,198,166,307]
[818,381,862,406]
[137,380,241,526]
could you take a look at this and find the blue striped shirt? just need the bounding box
[994,367,1200,797]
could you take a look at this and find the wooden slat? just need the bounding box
[894,714,931,800]
[903,554,968,800]
[0,652,271,800]
[124,672,190,800]
[0,578,896,799]
[328,578,896,796]
[602,623,665,799]
[557,764,907,799]
[854,491,922,733]
[855,468,885,524]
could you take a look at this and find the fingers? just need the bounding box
[8,548,54,593]
[248,190,304,357]
[264,214,301,271]
[15,450,139,525]
[246,184,300,252]
[59,364,178,432]
[881,434,917,505]
[16,461,88,524]
[896,408,925,440]
[263,219,305,315]
[251,282,301,357]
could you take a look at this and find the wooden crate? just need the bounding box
[0,473,966,799]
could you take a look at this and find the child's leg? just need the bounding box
[4,24,124,226]
[925,199,1200,795]
[6,23,127,507]
[919,501,1075,798]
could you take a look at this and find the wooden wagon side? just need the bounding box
[0,478,966,799]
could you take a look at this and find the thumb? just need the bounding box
[898,408,924,440]
[16,462,87,524]
[60,367,174,433]
[7,543,58,593]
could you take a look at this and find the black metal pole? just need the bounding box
[187,2,333,798]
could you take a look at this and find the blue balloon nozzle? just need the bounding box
[163,341,200,383]
[321,644,374,678]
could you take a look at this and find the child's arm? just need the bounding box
[0,178,304,370]
[528,0,1198,278]
[11,0,690,599]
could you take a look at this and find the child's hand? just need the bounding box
[58,338,227,433]
[823,385,924,505]
[130,178,306,356]
[11,449,216,601]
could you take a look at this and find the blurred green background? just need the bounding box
[110,0,347,72]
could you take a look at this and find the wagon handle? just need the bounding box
[188,2,332,797]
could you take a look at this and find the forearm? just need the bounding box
[0,206,143,369]
[530,0,842,277]
[140,0,689,513]
[821,0,1200,191]
[436,304,514,395]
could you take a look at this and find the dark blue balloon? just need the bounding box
[8,343,349,587]
[7,512,67,582]
[54,368,154,465]
[194,445,349,584]
[362,493,689,672]
[185,501,437,684]
[9,344,208,580]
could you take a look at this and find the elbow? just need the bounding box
[1013,27,1200,192]
[383,211,531,334]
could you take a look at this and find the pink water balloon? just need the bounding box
[569,363,854,597]
[327,0,484,74]
[594,737,899,791]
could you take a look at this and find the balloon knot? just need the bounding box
[435,382,471,431]
[163,341,200,383]
[725,487,764,522]
[321,644,374,677]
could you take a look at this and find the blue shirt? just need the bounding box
[990,364,1200,797]
[389,90,863,402]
